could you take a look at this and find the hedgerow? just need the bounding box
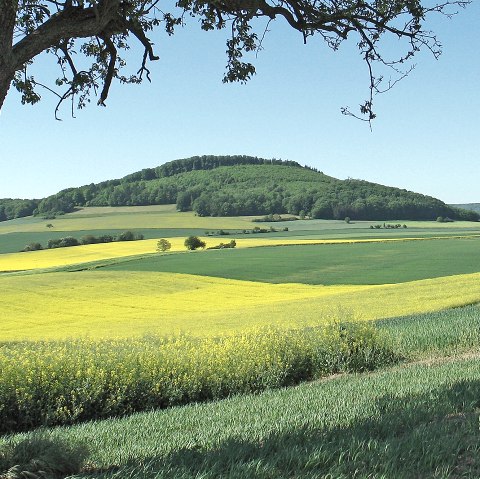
[0,322,397,433]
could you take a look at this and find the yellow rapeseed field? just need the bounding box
[2,270,480,341]
[2,235,479,272]
[0,238,185,271]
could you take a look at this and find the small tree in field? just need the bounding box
[156,239,171,253]
[184,236,206,251]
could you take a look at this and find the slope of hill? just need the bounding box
[2,155,479,221]
[451,203,480,214]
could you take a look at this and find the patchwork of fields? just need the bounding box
[1,207,480,340]
[1,206,479,477]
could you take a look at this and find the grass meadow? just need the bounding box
[1,206,479,478]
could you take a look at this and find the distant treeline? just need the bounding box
[1,155,479,222]
[450,203,480,214]
[0,198,39,221]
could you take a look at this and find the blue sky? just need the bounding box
[0,2,478,203]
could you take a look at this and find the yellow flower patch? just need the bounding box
[2,270,480,341]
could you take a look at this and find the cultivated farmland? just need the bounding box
[1,205,479,478]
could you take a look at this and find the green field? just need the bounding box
[102,236,480,285]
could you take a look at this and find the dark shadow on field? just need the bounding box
[83,379,480,479]
[0,435,88,479]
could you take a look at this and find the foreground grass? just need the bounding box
[2,270,480,340]
[1,356,479,478]
[378,303,480,359]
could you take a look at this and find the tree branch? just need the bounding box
[97,35,117,105]
[12,1,120,69]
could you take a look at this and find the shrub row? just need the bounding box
[0,323,398,433]
[252,214,298,223]
[204,226,289,236]
[22,231,144,252]
[370,223,407,229]
[207,240,236,250]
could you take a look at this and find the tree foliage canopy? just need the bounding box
[0,0,467,119]
[3,156,477,222]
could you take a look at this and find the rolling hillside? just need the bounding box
[2,155,479,221]
[451,203,480,214]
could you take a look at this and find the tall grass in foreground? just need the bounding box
[2,357,479,479]
[378,304,480,358]
[0,323,396,434]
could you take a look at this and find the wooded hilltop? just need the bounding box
[1,156,478,222]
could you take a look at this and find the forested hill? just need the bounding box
[1,155,479,221]
[450,203,480,214]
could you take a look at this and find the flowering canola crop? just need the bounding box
[2,270,480,341]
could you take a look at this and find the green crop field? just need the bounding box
[102,236,480,285]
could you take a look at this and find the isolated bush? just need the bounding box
[344,217,351,224]
[184,236,206,250]
[156,239,171,253]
